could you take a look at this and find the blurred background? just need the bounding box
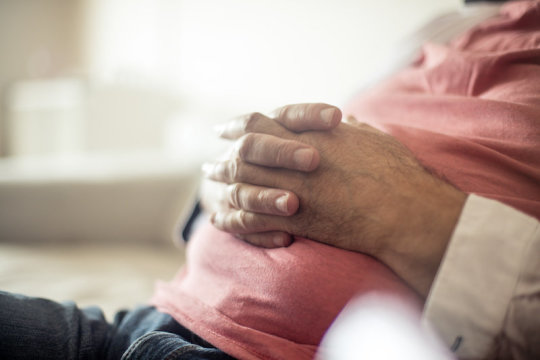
[0,0,461,315]
[0,0,462,160]
[0,0,463,245]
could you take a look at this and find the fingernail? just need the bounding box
[320,108,337,126]
[293,149,314,170]
[275,194,289,214]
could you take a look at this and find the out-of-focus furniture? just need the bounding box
[0,152,199,245]
[0,152,198,317]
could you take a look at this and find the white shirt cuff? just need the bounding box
[423,194,539,358]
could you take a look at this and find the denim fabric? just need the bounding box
[0,290,235,360]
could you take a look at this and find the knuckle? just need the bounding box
[274,106,288,120]
[228,183,242,208]
[226,158,239,182]
[230,158,248,183]
[296,105,307,120]
[305,103,320,120]
[236,133,256,160]
[256,189,269,203]
[282,108,296,128]
[255,189,273,212]
[274,142,296,167]
[276,105,295,128]
[287,104,304,122]
[305,103,322,116]
[213,162,227,181]
[243,112,264,133]
[235,211,250,232]
[235,210,268,233]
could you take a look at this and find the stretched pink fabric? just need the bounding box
[345,0,540,220]
[152,1,540,359]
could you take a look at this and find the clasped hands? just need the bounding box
[201,103,466,296]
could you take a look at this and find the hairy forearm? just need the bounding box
[203,105,467,298]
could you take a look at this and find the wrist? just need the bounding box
[380,179,467,297]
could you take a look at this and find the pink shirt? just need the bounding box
[152,225,419,360]
[152,1,540,359]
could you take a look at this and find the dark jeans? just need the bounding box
[0,291,235,360]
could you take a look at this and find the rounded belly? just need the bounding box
[178,222,421,345]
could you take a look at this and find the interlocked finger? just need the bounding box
[215,103,342,141]
[210,210,291,235]
[233,133,319,171]
[272,103,342,132]
[227,183,299,216]
[202,159,303,191]
[234,232,293,248]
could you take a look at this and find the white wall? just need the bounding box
[1,0,463,160]
[171,0,462,112]
[0,0,85,156]
[85,0,462,112]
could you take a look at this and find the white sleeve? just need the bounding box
[423,194,540,359]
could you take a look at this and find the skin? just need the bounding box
[201,103,466,297]
[201,104,341,247]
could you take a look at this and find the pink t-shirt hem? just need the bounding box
[151,282,318,360]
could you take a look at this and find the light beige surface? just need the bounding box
[0,242,185,319]
[0,152,195,320]
[0,153,201,245]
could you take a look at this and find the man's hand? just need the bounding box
[199,103,341,247]
[203,109,466,296]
